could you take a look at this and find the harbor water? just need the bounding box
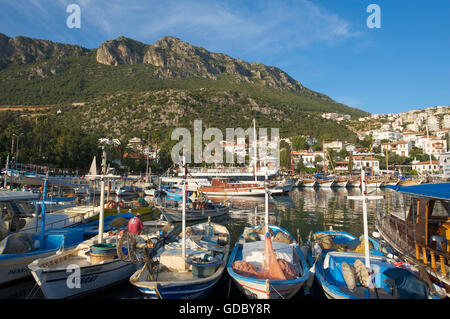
[0,187,406,299]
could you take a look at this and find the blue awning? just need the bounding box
[386,183,450,201]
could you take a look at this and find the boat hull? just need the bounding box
[161,206,229,223]
[30,259,138,299]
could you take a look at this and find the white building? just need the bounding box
[323,140,344,152]
[439,153,450,178]
[443,115,450,129]
[426,115,441,132]
[411,160,440,174]
[401,132,425,144]
[372,131,402,144]
[352,156,380,175]
[417,136,448,156]
[381,140,412,157]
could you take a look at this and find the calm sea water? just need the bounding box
[1,187,407,299]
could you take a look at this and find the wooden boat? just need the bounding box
[366,178,385,188]
[129,221,230,299]
[316,178,336,188]
[307,230,441,299]
[347,178,360,188]
[335,178,349,188]
[397,178,424,186]
[159,201,229,223]
[227,224,310,299]
[28,221,174,299]
[198,178,283,196]
[300,179,316,188]
[377,183,450,298]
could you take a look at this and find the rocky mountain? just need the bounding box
[95,36,310,94]
[0,33,88,69]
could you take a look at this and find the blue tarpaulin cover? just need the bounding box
[386,183,450,201]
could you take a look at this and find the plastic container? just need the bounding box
[186,254,222,278]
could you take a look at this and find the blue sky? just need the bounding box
[1,0,449,115]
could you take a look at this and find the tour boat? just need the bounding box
[377,183,450,298]
[198,178,283,196]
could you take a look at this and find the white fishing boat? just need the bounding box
[28,148,173,298]
[130,220,230,298]
[0,180,86,284]
[130,173,230,299]
[226,177,310,299]
[28,224,171,299]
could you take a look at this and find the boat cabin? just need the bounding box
[378,183,450,295]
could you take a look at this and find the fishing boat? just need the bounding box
[158,200,229,223]
[227,176,309,299]
[115,186,137,196]
[130,219,230,299]
[0,180,86,284]
[198,178,283,197]
[335,177,349,188]
[0,227,85,284]
[300,178,316,188]
[347,177,361,188]
[227,224,310,299]
[0,190,40,238]
[307,170,441,299]
[376,183,450,298]
[28,221,173,299]
[316,178,336,188]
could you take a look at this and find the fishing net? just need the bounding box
[233,232,297,281]
[261,233,288,281]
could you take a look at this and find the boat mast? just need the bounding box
[253,119,257,182]
[347,167,383,271]
[39,173,48,248]
[182,156,186,260]
[98,147,106,244]
[3,155,8,188]
[265,172,269,235]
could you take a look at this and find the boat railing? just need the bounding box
[413,241,449,277]
[376,213,449,278]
